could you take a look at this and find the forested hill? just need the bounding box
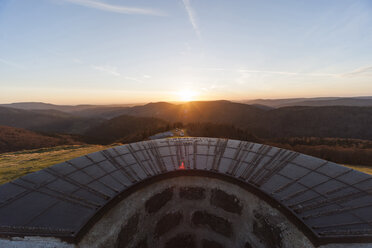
[3,101,372,141]
[0,125,80,153]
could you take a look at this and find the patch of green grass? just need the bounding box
[0,145,113,185]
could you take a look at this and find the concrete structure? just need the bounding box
[0,137,372,247]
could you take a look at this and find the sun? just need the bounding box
[177,90,198,102]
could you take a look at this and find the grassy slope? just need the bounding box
[344,164,372,175]
[0,125,81,153]
[0,144,112,184]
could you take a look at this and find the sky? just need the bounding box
[0,0,372,104]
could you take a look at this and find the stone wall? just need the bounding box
[78,176,315,248]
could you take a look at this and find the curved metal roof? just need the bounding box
[0,137,371,245]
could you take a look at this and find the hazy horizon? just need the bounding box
[1,0,372,104]
[3,95,372,106]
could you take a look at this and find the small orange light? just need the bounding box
[179,162,185,170]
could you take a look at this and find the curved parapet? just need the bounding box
[0,137,371,247]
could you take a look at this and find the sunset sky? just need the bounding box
[1,0,372,104]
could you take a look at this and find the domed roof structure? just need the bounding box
[0,138,371,247]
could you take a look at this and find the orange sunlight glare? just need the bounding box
[177,90,198,102]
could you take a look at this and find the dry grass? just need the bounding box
[0,144,112,184]
[344,164,372,175]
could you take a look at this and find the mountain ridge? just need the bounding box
[3,100,372,141]
[244,96,372,108]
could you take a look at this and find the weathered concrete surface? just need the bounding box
[78,176,316,248]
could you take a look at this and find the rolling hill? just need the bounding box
[244,96,372,108]
[78,100,264,123]
[3,101,372,173]
[0,102,141,113]
[3,100,372,141]
[0,125,80,153]
[80,101,372,141]
[0,106,103,134]
[282,98,372,107]
[84,115,169,144]
[253,106,372,139]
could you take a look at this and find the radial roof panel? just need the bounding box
[0,137,371,245]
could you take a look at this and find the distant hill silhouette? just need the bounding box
[70,102,175,119]
[283,98,372,107]
[253,106,372,140]
[0,125,80,153]
[84,115,169,144]
[3,101,372,141]
[0,106,103,134]
[79,101,372,140]
[3,101,372,166]
[104,100,263,123]
[0,102,97,112]
[5,97,372,113]
[69,100,265,122]
[244,96,372,108]
[0,102,139,113]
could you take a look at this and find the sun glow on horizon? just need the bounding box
[176,90,199,102]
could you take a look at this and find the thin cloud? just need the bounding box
[92,65,144,82]
[60,0,164,16]
[216,67,372,79]
[182,0,201,38]
[238,69,336,77]
[92,65,120,76]
[123,76,143,83]
[341,66,372,77]
[203,67,336,77]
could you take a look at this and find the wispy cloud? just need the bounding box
[60,0,164,16]
[92,65,120,76]
[204,66,372,79]
[341,66,372,77]
[123,76,143,83]
[203,67,337,77]
[182,0,201,38]
[238,69,336,77]
[92,64,145,82]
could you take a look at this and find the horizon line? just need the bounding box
[2,95,372,106]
